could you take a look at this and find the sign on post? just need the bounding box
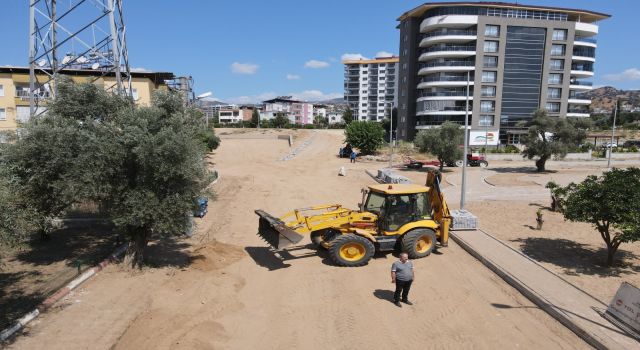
[604,282,640,338]
[469,130,499,146]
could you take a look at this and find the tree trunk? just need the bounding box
[535,155,549,172]
[606,242,620,266]
[438,158,444,172]
[550,196,557,212]
[124,227,149,269]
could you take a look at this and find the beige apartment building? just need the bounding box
[0,66,174,132]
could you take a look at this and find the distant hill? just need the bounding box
[583,86,640,112]
[317,97,346,105]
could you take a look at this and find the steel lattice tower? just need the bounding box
[28,0,132,117]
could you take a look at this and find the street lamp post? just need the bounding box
[607,101,618,168]
[389,102,394,168]
[460,70,470,210]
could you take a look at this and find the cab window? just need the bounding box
[364,192,386,215]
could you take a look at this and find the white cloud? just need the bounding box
[341,53,369,61]
[225,90,341,104]
[286,74,301,80]
[304,60,330,69]
[328,57,337,62]
[231,62,259,74]
[603,68,640,82]
[375,51,394,58]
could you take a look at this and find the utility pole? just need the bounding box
[607,100,618,168]
[389,102,394,168]
[460,70,470,210]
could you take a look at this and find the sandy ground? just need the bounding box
[8,129,590,349]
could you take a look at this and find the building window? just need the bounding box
[362,77,367,81]
[379,90,385,93]
[379,77,384,81]
[551,44,565,56]
[482,71,497,83]
[479,115,494,127]
[552,29,567,41]
[550,59,564,71]
[481,86,496,97]
[0,84,4,97]
[362,84,368,88]
[362,96,368,100]
[131,88,138,101]
[402,63,407,70]
[485,25,500,37]
[480,101,495,113]
[546,102,560,113]
[0,108,5,121]
[548,73,563,85]
[483,56,498,68]
[547,88,561,99]
[484,41,499,53]
[362,103,367,107]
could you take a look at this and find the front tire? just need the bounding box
[329,234,375,267]
[479,160,488,168]
[402,229,437,259]
[310,229,339,248]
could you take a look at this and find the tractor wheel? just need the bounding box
[310,229,339,248]
[402,229,437,259]
[454,160,464,167]
[329,234,375,267]
[479,160,488,168]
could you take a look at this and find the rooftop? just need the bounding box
[0,66,175,85]
[397,2,610,23]
[343,56,400,65]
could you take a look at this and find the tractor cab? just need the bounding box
[363,184,432,233]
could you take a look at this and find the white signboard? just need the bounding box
[605,282,640,335]
[469,130,499,146]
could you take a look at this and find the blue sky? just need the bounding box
[1,1,638,103]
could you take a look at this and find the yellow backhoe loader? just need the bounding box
[255,171,451,267]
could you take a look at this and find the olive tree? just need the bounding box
[559,168,640,266]
[1,79,214,268]
[414,121,463,171]
[521,109,585,172]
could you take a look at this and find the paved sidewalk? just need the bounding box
[451,229,639,350]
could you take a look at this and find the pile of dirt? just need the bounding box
[189,240,244,272]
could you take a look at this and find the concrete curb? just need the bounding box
[0,243,127,342]
[449,231,608,350]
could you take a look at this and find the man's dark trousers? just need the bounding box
[394,279,413,302]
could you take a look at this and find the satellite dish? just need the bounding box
[37,59,46,67]
[61,56,72,64]
[77,56,87,63]
[196,91,212,99]
[91,63,100,70]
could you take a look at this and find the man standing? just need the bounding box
[350,150,357,163]
[391,252,414,307]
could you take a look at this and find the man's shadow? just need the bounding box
[373,289,396,304]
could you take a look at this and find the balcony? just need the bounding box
[569,80,593,90]
[419,45,476,60]
[418,60,475,74]
[568,92,591,104]
[574,37,597,48]
[420,29,477,46]
[417,90,473,102]
[420,15,478,32]
[572,47,596,62]
[418,75,474,88]
[567,107,590,117]
[416,106,472,116]
[575,22,598,37]
[571,63,594,78]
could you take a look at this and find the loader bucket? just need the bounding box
[255,209,305,250]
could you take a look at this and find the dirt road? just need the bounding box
[10,129,587,349]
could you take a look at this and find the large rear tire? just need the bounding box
[454,160,464,167]
[401,229,437,259]
[329,234,375,267]
[479,160,488,168]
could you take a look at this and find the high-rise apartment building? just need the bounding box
[343,56,399,121]
[396,2,609,144]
